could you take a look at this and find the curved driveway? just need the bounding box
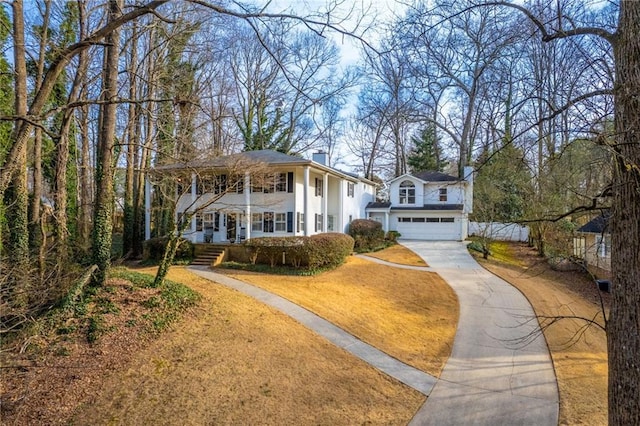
[401,241,559,425]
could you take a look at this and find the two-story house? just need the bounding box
[145,150,376,243]
[366,167,473,241]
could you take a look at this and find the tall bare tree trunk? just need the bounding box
[55,38,88,263]
[28,0,51,255]
[77,103,92,251]
[92,0,123,284]
[123,23,139,257]
[7,0,29,270]
[608,2,640,424]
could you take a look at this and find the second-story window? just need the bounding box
[347,182,355,197]
[399,180,415,204]
[315,178,323,197]
[439,188,447,202]
[275,172,287,192]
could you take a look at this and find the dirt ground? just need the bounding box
[474,243,609,426]
[3,255,443,425]
[68,268,426,425]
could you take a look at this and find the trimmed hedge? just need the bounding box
[244,233,354,269]
[349,219,385,252]
[143,237,194,262]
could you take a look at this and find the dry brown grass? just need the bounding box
[222,256,457,376]
[364,244,429,266]
[475,243,608,426]
[70,267,426,425]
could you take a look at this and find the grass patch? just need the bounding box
[109,268,201,334]
[222,256,457,376]
[110,267,156,287]
[363,244,428,266]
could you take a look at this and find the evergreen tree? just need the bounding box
[407,126,448,172]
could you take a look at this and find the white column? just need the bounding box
[190,173,197,235]
[244,172,251,240]
[303,166,310,236]
[322,173,328,232]
[384,211,389,233]
[338,179,344,233]
[144,177,151,240]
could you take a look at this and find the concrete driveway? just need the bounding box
[400,241,559,426]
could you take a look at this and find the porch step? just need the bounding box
[191,247,226,267]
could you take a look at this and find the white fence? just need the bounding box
[469,222,529,242]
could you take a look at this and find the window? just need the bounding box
[263,212,274,233]
[251,175,263,193]
[297,212,305,233]
[275,213,287,231]
[398,217,412,223]
[328,215,335,231]
[439,188,448,202]
[399,180,415,204]
[251,213,263,232]
[203,212,215,230]
[195,213,203,231]
[215,174,227,194]
[596,234,611,257]
[426,218,440,223]
[196,175,215,195]
[275,173,287,192]
[412,217,425,223]
[347,182,355,197]
[233,175,244,194]
[315,178,324,197]
[315,214,323,232]
[441,217,455,223]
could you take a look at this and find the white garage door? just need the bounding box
[395,217,461,240]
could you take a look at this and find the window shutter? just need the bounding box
[314,214,318,232]
[287,172,294,193]
[287,212,293,232]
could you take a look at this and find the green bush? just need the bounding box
[349,219,385,252]
[386,230,401,243]
[142,237,194,262]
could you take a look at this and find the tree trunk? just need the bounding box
[7,0,29,270]
[608,2,640,424]
[123,23,139,258]
[28,0,51,254]
[92,0,123,285]
[77,103,92,251]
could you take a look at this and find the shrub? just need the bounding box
[307,233,354,269]
[243,234,353,270]
[386,230,401,243]
[142,237,194,262]
[349,219,385,252]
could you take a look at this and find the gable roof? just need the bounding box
[389,170,460,185]
[412,171,459,182]
[577,211,610,234]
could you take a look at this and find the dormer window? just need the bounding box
[439,188,447,202]
[399,180,415,204]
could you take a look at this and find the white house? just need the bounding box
[145,150,376,243]
[573,211,611,275]
[366,167,474,241]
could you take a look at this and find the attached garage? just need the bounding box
[394,215,462,241]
